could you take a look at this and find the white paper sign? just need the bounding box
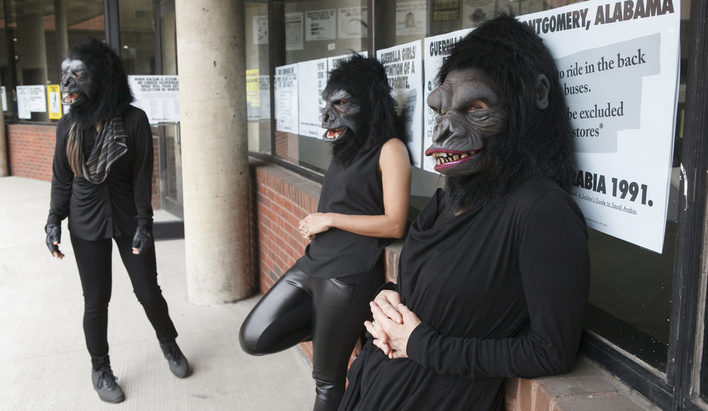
[306,9,336,41]
[327,51,368,73]
[1,86,7,112]
[253,15,268,45]
[286,12,304,51]
[518,0,680,252]
[396,1,427,37]
[422,28,473,173]
[27,85,47,112]
[297,58,328,138]
[16,86,31,119]
[338,7,368,39]
[275,64,299,133]
[128,75,180,124]
[377,40,424,167]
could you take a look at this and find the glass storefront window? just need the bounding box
[265,2,695,399]
[246,1,272,155]
[271,0,368,173]
[3,0,105,122]
[119,0,155,74]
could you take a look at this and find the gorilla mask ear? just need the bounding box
[534,74,550,110]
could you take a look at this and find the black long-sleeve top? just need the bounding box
[47,106,153,240]
[339,178,590,411]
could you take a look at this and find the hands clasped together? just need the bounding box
[365,290,422,359]
[298,213,332,240]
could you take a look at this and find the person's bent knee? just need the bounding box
[239,318,264,355]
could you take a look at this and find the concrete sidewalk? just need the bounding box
[0,176,314,410]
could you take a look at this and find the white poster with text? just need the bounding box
[275,64,299,134]
[520,0,680,252]
[286,12,304,51]
[377,40,424,167]
[297,58,328,138]
[338,6,368,39]
[305,9,336,41]
[16,86,31,119]
[128,75,180,124]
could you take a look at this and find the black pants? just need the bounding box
[70,233,178,370]
[239,263,384,411]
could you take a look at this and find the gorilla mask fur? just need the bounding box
[60,38,133,127]
[321,54,398,165]
[426,15,574,217]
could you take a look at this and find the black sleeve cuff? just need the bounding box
[377,281,398,293]
[406,322,437,367]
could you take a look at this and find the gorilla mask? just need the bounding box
[321,88,361,142]
[425,68,506,177]
[319,54,398,165]
[61,38,133,127]
[427,15,574,217]
[60,58,91,107]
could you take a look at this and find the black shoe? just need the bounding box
[160,340,190,378]
[91,366,125,403]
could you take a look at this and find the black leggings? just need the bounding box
[239,263,384,411]
[70,233,178,370]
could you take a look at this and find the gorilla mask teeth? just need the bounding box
[63,93,79,105]
[325,128,346,140]
[432,151,476,166]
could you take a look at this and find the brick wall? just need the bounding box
[251,160,320,357]
[7,122,162,208]
[250,159,656,410]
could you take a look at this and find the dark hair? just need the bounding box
[65,38,133,176]
[439,15,574,190]
[68,38,133,126]
[325,54,400,164]
[437,15,574,215]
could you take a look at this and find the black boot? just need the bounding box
[91,366,125,403]
[160,340,190,378]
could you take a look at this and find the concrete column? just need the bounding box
[175,0,252,304]
[54,0,69,60]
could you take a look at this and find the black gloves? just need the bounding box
[45,223,64,258]
[131,226,153,255]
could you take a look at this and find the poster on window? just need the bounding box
[297,58,328,138]
[286,12,304,51]
[306,9,336,41]
[253,15,268,45]
[1,86,7,112]
[275,64,299,134]
[27,85,47,112]
[515,0,680,253]
[16,86,31,119]
[422,28,472,173]
[396,1,427,37]
[327,51,368,73]
[46,85,62,120]
[259,75,271,120]
[377,40,424,168]
[128,75,180,124]
[246,69,261,120]
[338,6,368,39]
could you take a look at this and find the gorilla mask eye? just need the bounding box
[466,99,488,112]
